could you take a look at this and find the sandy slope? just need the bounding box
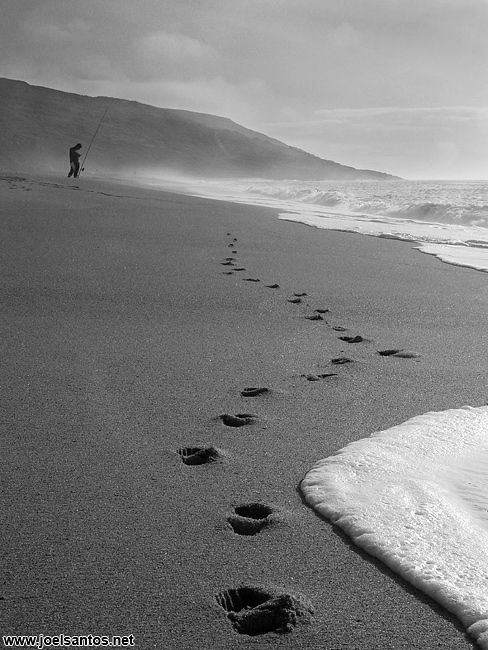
[1,172,485,649]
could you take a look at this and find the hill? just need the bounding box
[0,78,397,180]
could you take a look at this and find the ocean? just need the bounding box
[143,174,488,645]
[153,177,488,274]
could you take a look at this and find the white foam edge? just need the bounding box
[415,243,488,273]
[301,406,488,648]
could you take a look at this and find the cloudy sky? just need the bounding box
[2,0,488,179]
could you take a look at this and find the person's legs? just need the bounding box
[73,162,80,178]
[68,162,75,178]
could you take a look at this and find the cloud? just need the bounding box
[5,1,488,114]
[266,106,488,141]
[327,22,363,49]
[136,31,210,62]
[262,106,488,179]
[74,54,115,82]
[313,106,488,128]
[103,75,269,125]
[23,16,92,43]
[132,30,214,81]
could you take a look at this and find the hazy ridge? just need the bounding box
[0,78,397,180]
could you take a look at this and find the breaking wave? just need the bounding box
[246,180,488,229]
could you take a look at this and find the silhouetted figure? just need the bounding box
[68,143,82,178]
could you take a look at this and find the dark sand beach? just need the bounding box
[2,173,487,649]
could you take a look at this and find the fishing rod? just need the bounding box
[78,103,110,178]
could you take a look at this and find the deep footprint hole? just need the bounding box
[215,586,314,635]
[305,314,323,321]
[216,586,271,614]
[220,413,255,427]
[235,503,273,519]
[228,503,274,536]
[339,335,364,343]
[177,446,220,465]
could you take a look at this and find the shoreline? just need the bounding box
[2,172,485,649]
[120,173,488,275]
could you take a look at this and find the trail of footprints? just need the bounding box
[5,176,420,636]
[219,231,420,367]
[177,231,422,637]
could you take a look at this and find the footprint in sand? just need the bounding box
[177,446,221,466]
[215,586,314,635]
[265,283,280,289]
[302,373,338,382]
[378,349,421,359]
[339,335,367,344]
[332,326,347,332]
[220,413,257,427]
[243,278,260,282]
[331,357,354,365]
[315,309,329,314]
[305,314,324,321]
[227,503,274,536]
[233,267,246,271]
[222,271,234,275]
[221,261,235,266]
[294,292,308,297]
[287,298,302,304]
[240,387,269,397]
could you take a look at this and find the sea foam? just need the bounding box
[301,406,488,648]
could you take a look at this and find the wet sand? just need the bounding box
[2,172,486,649]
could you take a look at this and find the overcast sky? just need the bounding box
[2,0,488,179]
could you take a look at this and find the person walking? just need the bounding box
[68,143,82,178]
